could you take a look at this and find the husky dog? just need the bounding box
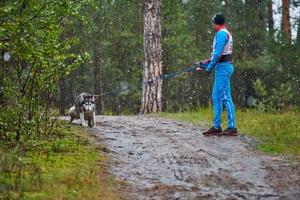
[69,92,97,127]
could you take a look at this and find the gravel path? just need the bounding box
[72,115,300,200]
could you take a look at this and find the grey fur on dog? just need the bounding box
[69,92,97,127]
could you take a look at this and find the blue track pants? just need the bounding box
[212,62,236,129]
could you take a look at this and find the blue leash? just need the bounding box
[100,63,199,97]
[142,64,198,85]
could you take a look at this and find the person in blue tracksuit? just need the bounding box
[197,13,238,136]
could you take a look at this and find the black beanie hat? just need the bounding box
[212,13,225,25]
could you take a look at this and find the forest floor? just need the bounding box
[77,115,300,200]
[0,122,125,200]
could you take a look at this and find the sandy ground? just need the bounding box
[66,115,300,200]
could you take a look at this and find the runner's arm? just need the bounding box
[206,31,228,73]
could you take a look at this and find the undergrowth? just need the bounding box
[0,121,124,200]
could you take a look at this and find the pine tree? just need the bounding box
[267,0,274,39]
[141,0,163,113]
[281,0,292,43]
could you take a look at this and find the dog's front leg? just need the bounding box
[92,111,96,127]
[80,112,87,127]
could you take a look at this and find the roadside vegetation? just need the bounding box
[1,0,300,198]
[0,122,124,200]
[0,2,126,198]
[159,108,300,156]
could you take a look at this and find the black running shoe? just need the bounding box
[221,128,239,136]
[202,127,222,136]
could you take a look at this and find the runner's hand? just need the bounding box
[196,67,203,71]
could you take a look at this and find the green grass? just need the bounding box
[159,108,300,156]
[0,122,124,200]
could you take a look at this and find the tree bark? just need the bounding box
[58,74,66,115]
[93,45,104,114]
[281,0,291,43]
[0,50,4,106]
[244,0,266,57]
[93,48,99,103]
[297,17,300,47]
[267,0,274,38]
[141,0,163,114]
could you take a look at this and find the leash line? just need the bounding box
[142,64,198,85]
[99,63,199,97]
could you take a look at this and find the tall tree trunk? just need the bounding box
[93,48,100,113]
[58,75,66,115]
[245,0,266,57]
[0,50,4,106]
[141,0,163,114]
[257,0,265,29]
[281,0,291,43]
[297,17,300,47]
[93,41,105,114]
[267,0,274,38]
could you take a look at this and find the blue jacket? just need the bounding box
[206,28,233,73]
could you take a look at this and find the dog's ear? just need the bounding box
[93,94,99,100]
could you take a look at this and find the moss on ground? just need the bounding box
[159,108,300,156]
[0,122,126,200]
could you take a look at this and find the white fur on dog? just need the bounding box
[69,105,95,127]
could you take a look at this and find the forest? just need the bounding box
[53,0,299,114]
[1,0,300,118]
[0,0,300,199]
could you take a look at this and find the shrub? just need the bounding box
[253,78,294,112]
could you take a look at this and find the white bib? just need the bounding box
[212,28,233,56]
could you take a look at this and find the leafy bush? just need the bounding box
[0,122,123,200]
[0,1,88,144]
[253,78,294,112]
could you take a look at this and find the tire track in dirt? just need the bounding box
[90,116,299,200]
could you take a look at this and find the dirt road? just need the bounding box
[84,116,299,199]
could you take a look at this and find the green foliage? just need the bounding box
[56,0,144,114]
[48,0,300,114]
[1,0,299,197]
[0,122,122,200]
[0,0,87,142]
[270,83,294,110]
[253,78,269,111]
[254,78,294,111]
[1,0,299,116]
